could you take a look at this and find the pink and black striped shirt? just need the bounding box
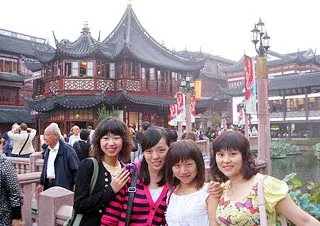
[101,162,169,226]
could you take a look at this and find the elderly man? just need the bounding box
[36,123,79,193]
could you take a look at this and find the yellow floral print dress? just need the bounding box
[216,173,288,226]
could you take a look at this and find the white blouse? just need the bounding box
[166,184,209,226]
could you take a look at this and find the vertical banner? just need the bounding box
[238,104,244,127]
[194,80,202,99]
[244,55,257,114]
[176,92,186,122]
[191,95,196,123]
[168,104,177,126]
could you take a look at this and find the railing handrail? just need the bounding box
[18,172,41,184]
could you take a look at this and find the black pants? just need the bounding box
[46,179,56,189]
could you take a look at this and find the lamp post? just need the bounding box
[251,18,271,174]
[180,76,195,133]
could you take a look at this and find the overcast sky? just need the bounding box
[1,0,319,61]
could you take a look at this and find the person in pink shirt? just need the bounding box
[101,126,171,226]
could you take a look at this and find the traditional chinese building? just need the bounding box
[219,50,320,137]
[178,50,236,128]
[26,4,205,134]
[0,28,54,134]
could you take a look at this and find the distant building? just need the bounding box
[177,51,236,129]
[0,28,53,134]
[24,4,206,133]
[219,50,320,137]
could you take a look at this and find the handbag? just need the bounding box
[64,157,99,226]
[125,163,138,226]
[257,173,287,226]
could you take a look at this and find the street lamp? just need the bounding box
[180,75,195,133]
[251,18,272,174]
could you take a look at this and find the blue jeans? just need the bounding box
[4,148,12,157]
[11,153,31,158]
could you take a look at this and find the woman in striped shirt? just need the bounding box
[101,126,171,226]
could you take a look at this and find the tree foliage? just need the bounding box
[202,108,222,130]
[95,105,120,124]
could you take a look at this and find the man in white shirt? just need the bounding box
[36,123,79,193]
[8,123,36,158]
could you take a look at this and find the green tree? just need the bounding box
[202,108,222,130]
[95,105,120,124]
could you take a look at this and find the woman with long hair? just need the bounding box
[101,126,171,225]
[210,131,320,226]
[73,117,132,225]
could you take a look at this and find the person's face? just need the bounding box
[44,129,59,148]
[172,159,197,186]
[73,127,80,136]
[100,132,123,158]
[215,148,243,179]
[144,138,169,173]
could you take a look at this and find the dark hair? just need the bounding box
[168,129,178,143]
[181,132,197,141]
[20,123,28,131]
[210,131,257,182]
[80,129,90,141]
[135,131,143,144]
[141,121,151,131]
[166,140,205,190]
[140,126,170,186]
[92,117,132,163]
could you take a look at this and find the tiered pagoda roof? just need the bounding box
[178,50,236,65]
[102,5,204,71]
[33,4,204,72]
[26,91,208,113]
[0,105,34,123]
[0,29,54,72]
[0,71,31,82]
[0,29,54,59]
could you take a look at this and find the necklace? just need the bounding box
[102,160,121,179]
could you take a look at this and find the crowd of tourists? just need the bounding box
[0,118,319,226]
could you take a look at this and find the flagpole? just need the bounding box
[244,105,249,137]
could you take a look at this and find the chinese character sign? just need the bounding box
[176,92,186,122]
[244,55,257,114]
[191,95,196,123]
[194,80,202,99]
[168,104,177,126]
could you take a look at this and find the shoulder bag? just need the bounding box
[64,157,99,226]
[257,173,287,226]
[125,163,138,226]
[18,133,30,156]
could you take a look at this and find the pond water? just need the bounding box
[271,152,320,185]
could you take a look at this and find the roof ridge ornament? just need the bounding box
[82,21,90,35]
[128,0,132,6]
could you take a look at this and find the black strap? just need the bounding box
[19,133,30,156]
[125,164,138,226]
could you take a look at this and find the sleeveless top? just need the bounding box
[216,174,288,226]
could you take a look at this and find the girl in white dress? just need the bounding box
[165,140,215,226]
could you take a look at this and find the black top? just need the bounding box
[73,158,116,226]
[73,141,90,161]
